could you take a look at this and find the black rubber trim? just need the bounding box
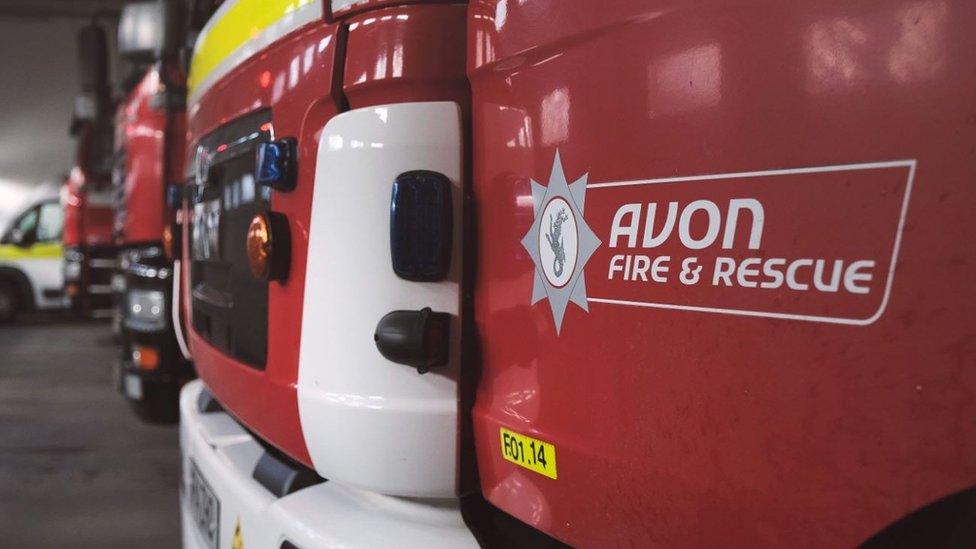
[331,21,350,113]
[196,387,223,413]
[149,88,187,110]
[460,492,569,548]
[0,266,35,311]
[252,450,325,498]
[861,485,976,548]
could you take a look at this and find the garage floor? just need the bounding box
[0,316,181,548]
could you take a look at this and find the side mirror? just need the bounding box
[88,121,116,180]
[76,24,110,119]
[118,2,162,62]
[160,0,187,59]
[70,116,114,180]
[119,1,183,63]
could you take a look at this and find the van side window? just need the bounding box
[37,202,64,243]
[3,207,39,244]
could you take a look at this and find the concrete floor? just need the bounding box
[0,316,181,548]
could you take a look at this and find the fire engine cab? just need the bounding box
[61,165,114,316]
[112,1,194,422]
[62,23,117,318]
[178,0,976,547]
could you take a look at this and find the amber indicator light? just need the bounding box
[162,222,182,261]
[247,213,272,279]
[132,345,160,371]
[246,212,289,281]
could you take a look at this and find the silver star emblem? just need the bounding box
[521,151,602,334]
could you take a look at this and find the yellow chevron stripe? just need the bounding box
[188,0,320,100]
[0,243,63,261]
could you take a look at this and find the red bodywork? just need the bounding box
[182,3,467,465]
[469,0,976,546]
[115,65,186,247]
[62,167,113,248]
[184,0,975,545]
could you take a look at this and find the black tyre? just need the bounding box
[0,281,18,323]
[129,380,180,424]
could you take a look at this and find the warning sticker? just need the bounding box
[586,160,915,325]
[500,427,558,479]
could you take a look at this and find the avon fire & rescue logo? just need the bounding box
[523,152,916,333]
[521,152,602,333]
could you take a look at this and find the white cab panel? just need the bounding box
[298,102,463,498]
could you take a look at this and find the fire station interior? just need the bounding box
[1,0,974,548]
[0,2,182,546]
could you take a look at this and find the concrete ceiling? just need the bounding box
[0,0,129,20]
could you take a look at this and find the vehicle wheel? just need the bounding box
[130,380,180,424]
[0,281,18,323]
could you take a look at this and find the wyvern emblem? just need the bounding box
[546,209,569,277]
[521,151,602,333]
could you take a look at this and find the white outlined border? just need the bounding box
[586,160,917,326]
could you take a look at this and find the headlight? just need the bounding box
[246,212,289,281]
[111,273,127,293]
[63,248,84,281]
[125,289,166,331]
[64,260,82,281]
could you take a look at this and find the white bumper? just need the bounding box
[179,380,478,549]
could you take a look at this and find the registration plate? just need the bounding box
[500,427,558,479]
[188,460,220,549]
[123,374,142,400]
[192,199,221,260]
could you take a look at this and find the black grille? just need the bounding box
[189,110,272,369]
[87,245,116,286]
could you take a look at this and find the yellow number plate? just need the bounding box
[500,427,558,479]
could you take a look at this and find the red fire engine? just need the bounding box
[112,1,194,422]
[62,23,116,317]
[177,1,976,547]
[61,166,114,315]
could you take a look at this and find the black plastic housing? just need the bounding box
[389,170,453,281]
[374,308,450,374]
[255,138,297,191]
[77,23,110,112]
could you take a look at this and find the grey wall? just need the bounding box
[0,18,83,228]
[0,2,126,232]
